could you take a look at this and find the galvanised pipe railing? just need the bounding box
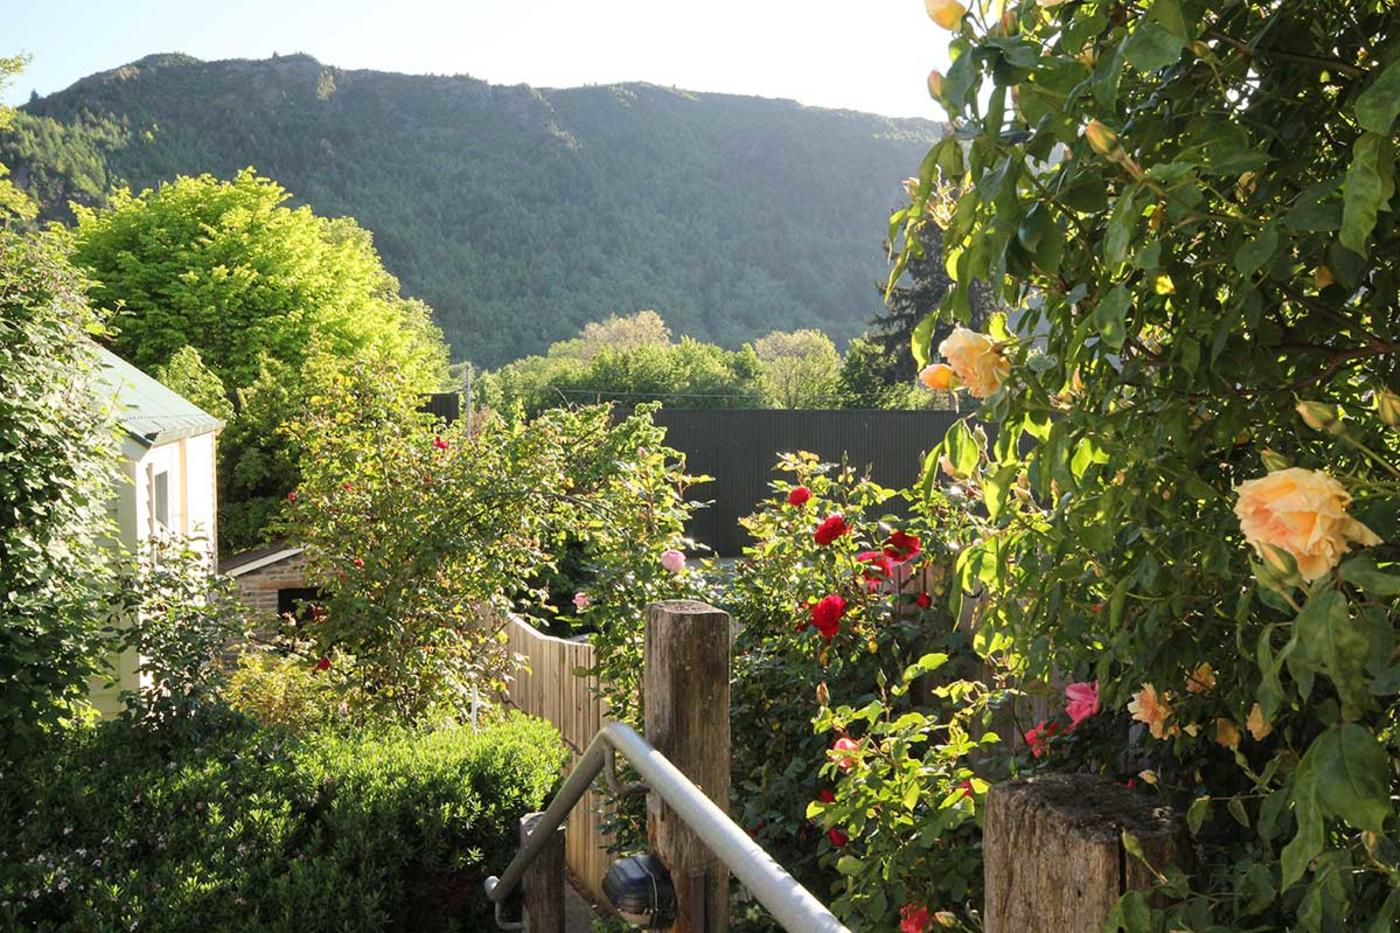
[484,721,849,933]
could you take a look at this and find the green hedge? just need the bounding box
[0,711,567,931]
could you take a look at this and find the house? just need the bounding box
[89,346,224,716]
[220,539,316,623]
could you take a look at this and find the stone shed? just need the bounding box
[219,539,317,621]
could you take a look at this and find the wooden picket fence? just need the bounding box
[504,615,612,905]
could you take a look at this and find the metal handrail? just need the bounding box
[484,721,850,933]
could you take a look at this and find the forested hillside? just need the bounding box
[5,53,944,365]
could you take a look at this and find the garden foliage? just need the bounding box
[0,711,567,931]
[0,229,116,756]
[70,169,450,548]
[892,0,1400,927]
[283,376,704,724]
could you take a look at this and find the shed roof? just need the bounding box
[93,346,225,447]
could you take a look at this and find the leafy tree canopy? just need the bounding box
[71,168,449,394]
[752,328,842,409]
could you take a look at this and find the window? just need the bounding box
[153,471,170,530]
[278,587,323,623]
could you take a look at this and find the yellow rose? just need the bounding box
[927,69,944,99]
[1128,683,1173,740]
[1215,717,1241,750]
[1246,703,1273,741]
[925,0,966,30]
[919,362,956,391]
[1083,119,1120,157]
[1234,468,1382,581]
[937,327,1010,398]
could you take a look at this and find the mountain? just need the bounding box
[4,53,944,366]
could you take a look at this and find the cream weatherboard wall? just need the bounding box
[89,347,224,718]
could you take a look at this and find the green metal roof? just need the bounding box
[93,346,225,447]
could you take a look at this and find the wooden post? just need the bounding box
[521,811,565,933]
[984,774,1185,933]
[645,600,732,933]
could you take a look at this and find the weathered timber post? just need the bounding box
[521,811,565,933]
[984,774,1185,933]
[645,600,732,933]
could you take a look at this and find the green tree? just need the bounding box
[0,54,37,225]
[868,242,989,389]
[154,345,233,422]
[836,335,904,408]
[71,169,451,549]
[479,316,763,413]
[752,328,842,409]
[0,229,116,754]
[72,169,448,391]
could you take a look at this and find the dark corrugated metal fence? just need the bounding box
[650,409,962,556]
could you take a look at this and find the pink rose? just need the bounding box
[660,548,686,573]
[831,736,859,771]
[572,592,590,611]
[1064,681,1100,730]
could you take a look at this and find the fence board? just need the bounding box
[505,615,612,906]
[650,408,963,555]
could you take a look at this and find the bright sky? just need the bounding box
[2,0,950,118]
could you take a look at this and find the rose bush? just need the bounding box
[719,453,999,930]
[885,0,1400,927]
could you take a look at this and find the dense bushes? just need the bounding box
[0,711,567,931]
[0,228,116,755]
[885,1,1400,929]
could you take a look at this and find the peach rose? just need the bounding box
[919,363,956,391]
[1234,468,1381,581]
[1128,683,1173,739]
[924,0,966,30]
[937,327,1010,398]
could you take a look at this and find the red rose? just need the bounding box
[884,529,922,562]
[286,491,298,503]
[856,550,894,588]
[958,780,975,800]
[432,435,450,450]
[810,594,847,640]
[1025,720,1060,758]
[315,656,331,671]
[916,592,933,609]
[341,481,353,492]
[787,486,812,507]
[827,827,849,848]
[817,788,836,803]
[901,903,931,933]
[353,558,365,569]
[813,514,849,546]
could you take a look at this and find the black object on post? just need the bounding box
[602,854,676,929]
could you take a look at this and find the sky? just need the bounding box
[1,0,950,118]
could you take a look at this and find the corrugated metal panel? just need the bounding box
[651,409,963,556]
[92,346,225,446]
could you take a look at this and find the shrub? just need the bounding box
[0,229,116,756]
[284,382,703,725]
[224,648,354,734]
[720,453,991,930]
[0,711,567,931]
[890,1,1400,928]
